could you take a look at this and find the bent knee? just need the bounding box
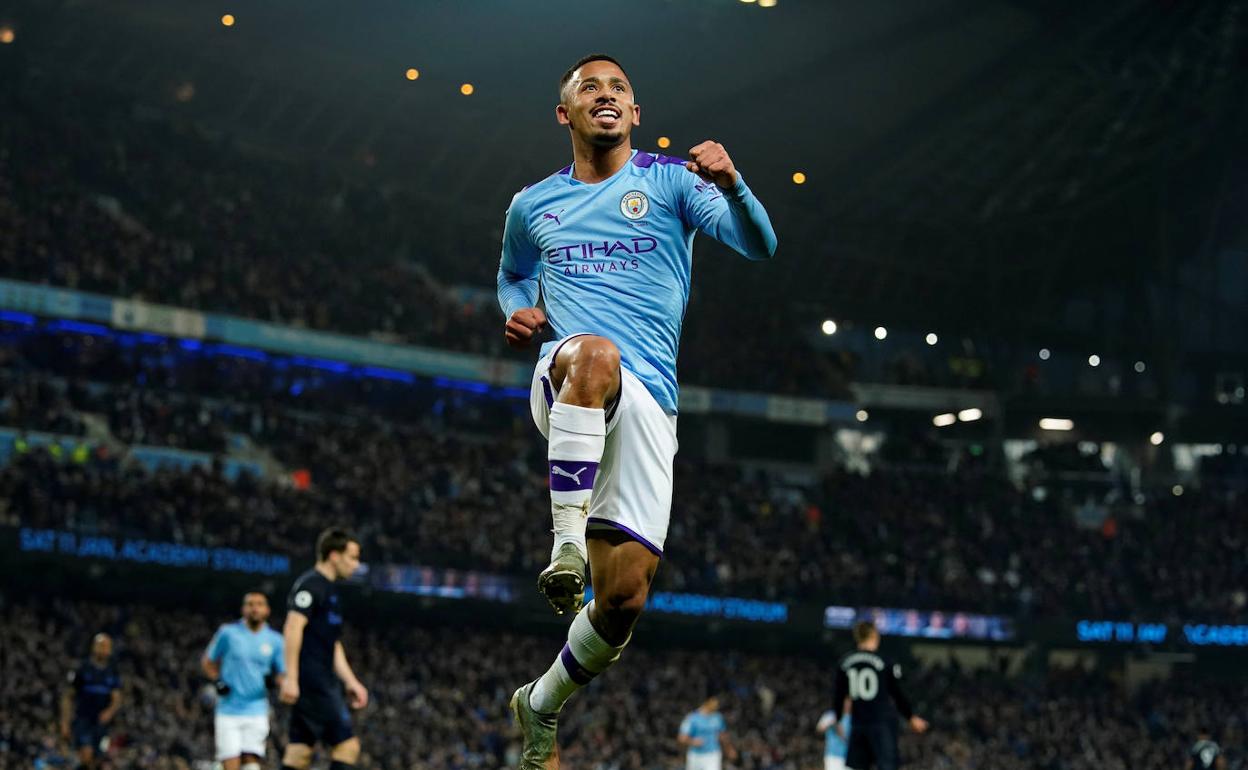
[331,737,361,763]
[556,336,621,404]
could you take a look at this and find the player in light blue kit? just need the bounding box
[817,705,852,770]
[679,696,738,770]
[501,53,776,769]
[202,592,285,770]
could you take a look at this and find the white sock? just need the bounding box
[529,601,628,713]
[547,402,605,562]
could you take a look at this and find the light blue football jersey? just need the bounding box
[498,149,777,414]
[680,710,727,755]
[822,711,850,758]
[205,621,285,716]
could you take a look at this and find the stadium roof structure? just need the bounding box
[7,0,1247,358]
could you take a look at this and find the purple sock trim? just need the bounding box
[549,460,598,492]
[559,643,596,685]
[586,517,664,557]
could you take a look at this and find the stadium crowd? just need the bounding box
[0,596,1240,770]
[0,71,870,399]
[0,329,1244,620]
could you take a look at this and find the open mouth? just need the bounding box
[590,106,621,127]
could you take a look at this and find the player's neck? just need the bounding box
[90,655,107,666]
[315,561,337,582]
[244,620,263,632]
[569,139,633,184]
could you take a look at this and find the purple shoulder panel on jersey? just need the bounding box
[630,152,688,169]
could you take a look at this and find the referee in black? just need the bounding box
[832,621,929,770]
[279,527,368,770]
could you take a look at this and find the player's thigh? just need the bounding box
[287,702,323,755]
[238,714,269,758]
[869,726,900,770]
[687,751,722,770]
[215,714,242,761]
[586,368,677,555]
[845,727,875,770]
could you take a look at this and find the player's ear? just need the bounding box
[556,103,572,127]
[631,103,641,127]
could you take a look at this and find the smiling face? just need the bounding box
[557,58,640,148]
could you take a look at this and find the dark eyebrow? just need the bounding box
[580,76,629,87]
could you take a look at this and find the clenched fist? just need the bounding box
[505,307,547,349]
[686,141,738,190]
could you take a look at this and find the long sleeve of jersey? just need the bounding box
[679,173,778,261]
[884,664,915,719]
[497,194,542,319]
[832,669,849,721]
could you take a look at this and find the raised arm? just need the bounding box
[680,141,778,261]
[816,710,835,734]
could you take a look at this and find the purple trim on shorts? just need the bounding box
[587,517,664,557]
[559,643,595,685]
[549,461,599,492]
[541,376,554,409]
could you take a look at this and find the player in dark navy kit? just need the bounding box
[59,633,122,769]
[1187,728,1227,770]
[279,527,368,770]
[832,622,928,770]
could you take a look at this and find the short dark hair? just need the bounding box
[316,527,356,562]
[242,590,268,603]
[852,621,878,643]
[559,54,629,101]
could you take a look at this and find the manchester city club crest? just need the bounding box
[620,190,649,220]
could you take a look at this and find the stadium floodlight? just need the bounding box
[1150,431,1164,446]
[925,333,938,345]
[1088,354,1101,367]
[1039,418,1074,431]
[874,326,887,340]
[855,409,869,422]
[1172,485,1184,496]
[759,0,777,6]
[1134,361,1146,373]
[657,136,671,149]
[1039,348,1051,360]
[792,172,807,184]
[0,27,14,44]
[821,319,837,335]
[957,408,982,422]
[933,413,956,427]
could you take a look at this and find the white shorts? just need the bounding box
[215,713,270,761]
[686,751,722,770]
[530,334,679,555]
[825,757,847,770]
